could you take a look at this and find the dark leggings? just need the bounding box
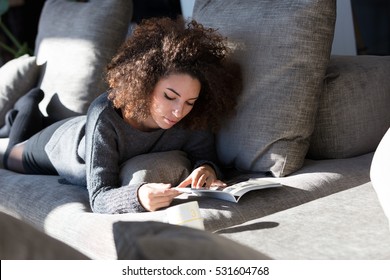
[22,120,67,175]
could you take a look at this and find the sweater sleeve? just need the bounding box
[84,96,146,214]
[182,129,224,179]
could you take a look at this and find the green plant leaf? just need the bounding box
[15,42,31,57]
[0,0,9,17]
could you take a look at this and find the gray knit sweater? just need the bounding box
[44,93,219,214]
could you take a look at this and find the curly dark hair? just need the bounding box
[106,17,241,132]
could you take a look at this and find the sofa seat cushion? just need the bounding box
[193,0,336,177]
[218,182,390,259]
[196,152,373,232]
[0,153,373,259]
[308,55,390,159]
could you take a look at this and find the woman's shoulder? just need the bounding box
[88,92,111,113]
[86,92,119,121]
[85,92,126,134]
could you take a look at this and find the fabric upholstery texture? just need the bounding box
[120,150,191,187]
[0,0,389,261]
[218,183,390,259]
[309,55,390,159]
[113,221,268,259]
[0,54,41,126]
[0,212,88,260]
[34,0,132,122]
[193,0,336,177]
[0,153,374,258]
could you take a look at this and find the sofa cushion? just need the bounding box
[34,0,133,122]
[193,0,336,177]
[0,153,374,258]
[218,183,390,259]
[308,55,390,159]
[113,221,268,259]
[0,54,41,127]
[120,150,191,187]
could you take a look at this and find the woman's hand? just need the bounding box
[176,164,227,189]
[138,183,180,211]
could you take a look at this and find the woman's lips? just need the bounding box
[164,117,178,125]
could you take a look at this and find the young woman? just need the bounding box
[2,17,241,213]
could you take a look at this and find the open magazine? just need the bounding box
[177,178,282,203]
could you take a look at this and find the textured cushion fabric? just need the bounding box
[0,212,88,260]
[371,128,390,230]
[0,205,266,260]
[34,0,132,122]
[193,0,336,177]
[0,54,41,126]
[0,170,266,259]
[196,152,373,232]
[0,170,153,259]
[120,150,191,186]
[308,55,390,159]
[0,153,373,259]
[113,221,269,259]
[218,183,390,259]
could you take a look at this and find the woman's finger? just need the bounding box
[194,173,208,189]
[211,179,227,188]
[176,176,192,188]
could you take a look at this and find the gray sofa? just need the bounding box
[1,0,390,260]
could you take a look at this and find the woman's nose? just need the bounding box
[172,104,184,118]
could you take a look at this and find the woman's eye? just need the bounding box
[186,101,195,106]
[164,92,175,101]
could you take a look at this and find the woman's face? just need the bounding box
[141,73,201,130]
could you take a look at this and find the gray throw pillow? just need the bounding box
[120,150,191,186]
[308,55,390,159]
[34,0,133,122]
[193,0,336,177]
[0,212,88,259]
[113,221,269,259]
[0,54,41,127]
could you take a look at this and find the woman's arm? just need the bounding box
[177,129,226,189]
[84,95,147,214]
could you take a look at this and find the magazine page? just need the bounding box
[223,179,281,197]
[177,178,282,203]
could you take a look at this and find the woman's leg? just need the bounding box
[9,120,65,175]
[0,110,18,137]
[3,88,45,169]
[5,141,27,173]
[6,88,45,148]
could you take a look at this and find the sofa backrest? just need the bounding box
[34,0,133,122]
[308,55,390,159]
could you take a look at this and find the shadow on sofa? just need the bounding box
[215,221,279,234]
